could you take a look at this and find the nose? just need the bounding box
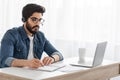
[36,21,40,25]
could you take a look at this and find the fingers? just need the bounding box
[39,60,44,67]
[32,59,39,66]
[42,57,53,65]
[28,57,54,68]
[29,59,44,68]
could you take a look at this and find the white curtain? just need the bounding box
[0,0,120,61]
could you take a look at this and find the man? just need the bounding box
[0,3,63,68]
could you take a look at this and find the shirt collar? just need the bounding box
[18,25,29,40]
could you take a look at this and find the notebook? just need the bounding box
[70,41,107,68]
[36,62,65,72]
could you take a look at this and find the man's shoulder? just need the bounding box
[4,26,22,38]
[6,26,22,34]
[7,28,17,33]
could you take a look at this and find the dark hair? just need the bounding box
[22,3,45,22]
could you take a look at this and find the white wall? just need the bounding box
[1,0,120,61]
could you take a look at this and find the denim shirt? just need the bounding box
[0,26,63,67]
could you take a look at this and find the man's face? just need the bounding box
[26,12,43,34]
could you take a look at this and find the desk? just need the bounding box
[0,72,31,80]
[0,57,119,80]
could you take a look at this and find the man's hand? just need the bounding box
[42,57,54,65]
[11,58,44,68]
[27,58,44,68]
[11,54,60,68]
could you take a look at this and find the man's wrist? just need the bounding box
[50,56,56,63]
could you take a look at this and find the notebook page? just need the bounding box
[36,62,65,72]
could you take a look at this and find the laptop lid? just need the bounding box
[92,41,107,67]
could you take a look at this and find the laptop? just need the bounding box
[70,41,107,68]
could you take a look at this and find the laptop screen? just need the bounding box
[92,41,107,66]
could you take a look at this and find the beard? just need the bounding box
[26,21,39,34]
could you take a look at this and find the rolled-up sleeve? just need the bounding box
[52,52,64,61]
[5,57,15,67]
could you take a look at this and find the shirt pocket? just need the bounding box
[14,45,26,59]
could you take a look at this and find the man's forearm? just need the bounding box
[11,59,29,67]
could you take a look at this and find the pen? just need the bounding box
[34,53,39,59]
[34,53,44,66]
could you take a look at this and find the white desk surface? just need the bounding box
[0,57,116,80]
